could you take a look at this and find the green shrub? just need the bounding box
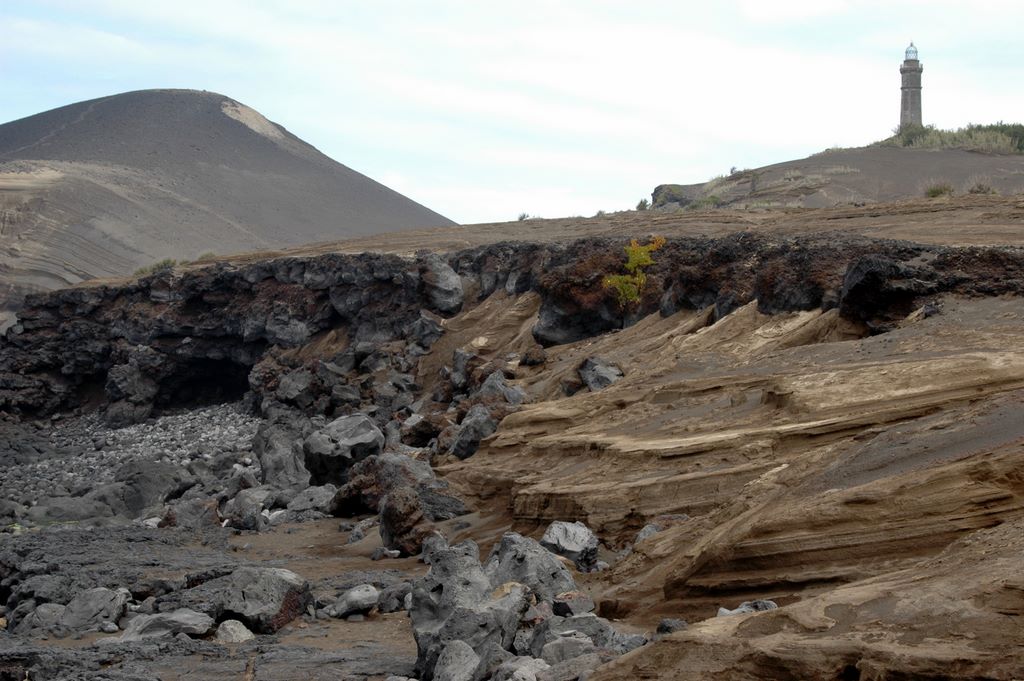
[636,198,650,211]
[602,235,666,306]
[878,122,1024,153]
[196,251,217,261]
[925,183,954,198]
[967,182,996,195]
[134,258,177,277]
[517,212,529,221]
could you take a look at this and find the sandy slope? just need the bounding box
[655,145,1024,209]
[423,290,1024,677]
[0,89,453,327]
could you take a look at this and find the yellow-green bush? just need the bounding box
[602,235,666,306]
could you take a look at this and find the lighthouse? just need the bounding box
[900,42,923,130]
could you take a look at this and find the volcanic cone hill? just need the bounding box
[0,89,454,329]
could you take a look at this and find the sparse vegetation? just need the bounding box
[925,182,954,198]
[880,122,1024,154]
[594,210,606,218]
[688,195,723,210]
[517,212,530,221]
[196,251,218,261]
[602,235,666,306]
[967,182,996,195]
[636,198,650,211]
[133,258,177,277]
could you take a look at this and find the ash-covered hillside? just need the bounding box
[0,89,454,330]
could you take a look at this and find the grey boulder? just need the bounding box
[160,496,220,529]
[449,404,497,460]
[476,371,527,406]
[433,640,480,681]
[493,657,551,681]
[16,602,66,634]
[421,253,464,315]
[61,587,130,631]
[485,532,577,603]
[117,608,214,642]
[529,614,646,657]
[577,357,623,391]
[410,540,529,679]
[551,591,595,617]
[333,584,379,617]
[303,414,384,485]
[540,632,596,665]
[540,521,600,572]
[222,486,274,531]
[216,619,256,643]
[157,567,311,634]
[286,484,338,513]
[537,653,603,681]
[252,410,312,489]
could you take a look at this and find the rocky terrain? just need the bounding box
[0,89,453,330]
[1,198,1024,679]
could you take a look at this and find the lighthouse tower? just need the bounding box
[900,42,923,130]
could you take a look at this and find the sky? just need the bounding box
[2,1,1023,224]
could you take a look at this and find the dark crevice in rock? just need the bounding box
[154,357,254,410]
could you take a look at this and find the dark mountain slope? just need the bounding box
[0,89,454,328]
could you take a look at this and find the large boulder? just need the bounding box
[540,521,600,572]
[410,541,530,679]
[331,452,467,521]
[577,357,623,392]
[160,496,220,529]
[286,484,337,514]
[104,351,161,426]
[379,486,431,556]
[221,486,275,531]
[275,367,315,407]
[16,603,66,635]
[61,587,130,631]
[433,640,479,681]
[303,414,384,485]
[484,533,577,603]
[252,405,312,489]
[215,619,256,643]
[449,405,497,460]
[528,613,645,657]
[476,371,527,406]
[157,567,311,634]
[421,254,464,315]
[117,608,214,642]
[109,460,196,517]
[332,584,380,618]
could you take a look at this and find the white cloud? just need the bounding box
[4,1,1024,223]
